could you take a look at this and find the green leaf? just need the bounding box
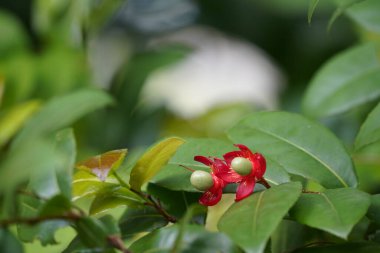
[291,242,380,253]
[72,170,119,201]
[55,128,76,199]
[327,0,366,32]
[227,111,357,188]
[218,182,302,253]
[0,100,40,148]
[119,206,168,238]
[130,224,242,253]
[74,217,109,248]
[129,137,185,191]
[302,43,380,119]
[89,186,144,215]
[355,102,380,151]
[308,0,320,23]
[367,194,380,225]
[290,188,370,239]
[0,229,23,253]
[336,0,380,33]
[152,138,290,191]
[39,195,72,216]
[76,149,127,181]
[12,88,113,147]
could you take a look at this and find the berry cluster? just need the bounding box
[188,144,267,206]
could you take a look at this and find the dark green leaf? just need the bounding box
[302,43,380,118]
[327,0,366,32]
[292,242,380,253]
[218,182,302,253]
[152,138,290,191]
[129,137,185,191]
[12,88,113,147]
[0,229,23,253]
[130,224,242,253]
[355,102,380,151]
[290,188,370,239]
[367,194,380,225]
[89,186,144,215]
[75,217,109,248]
[39,195,71,216]
[119,206,168,238]
[227,111,357,188]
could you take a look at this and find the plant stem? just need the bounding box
[0,211,82,227]
[107,235,133,253]
[258,177,271,189]
[302,189,321,194]
[113,171,177,223]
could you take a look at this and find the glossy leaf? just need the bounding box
[76,149,127,181]
[290,188,370,239]
[130,224,242,253]
[119,206,168,238]
[12,88,113,147]
[130,137,185,191]
[0,100,40,148]
[89,186,144,215]
[227,111,357,188]
[0,229,23,253]
[218,182,302,253]
[367,194,380,225]
[152,138,290,191]
[302,43,380,118]
[355,102,380,151]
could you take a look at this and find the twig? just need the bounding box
[107,235,133,253]
[302,189,321,194]
[113,172,177,223]
[258,178,271,189]
[0,212,82,227]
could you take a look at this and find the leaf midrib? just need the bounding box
[243,126,348,187]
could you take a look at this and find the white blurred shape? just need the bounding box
[141,26,284,119]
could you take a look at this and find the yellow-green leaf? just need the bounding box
[130,137,185,191]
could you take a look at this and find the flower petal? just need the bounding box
[235,144,254,157]
[199,176,224,206]
[235,176,256,201]
[252,153,266,179]
[213,158,242,183]
[194,156,213,166]
[223,151,243,164]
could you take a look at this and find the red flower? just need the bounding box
[223,144,267,201]
[193,156,240,206]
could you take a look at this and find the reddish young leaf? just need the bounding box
[75,149,127,181]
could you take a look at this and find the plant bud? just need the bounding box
[231,157,252,176]
[190,170,214,191]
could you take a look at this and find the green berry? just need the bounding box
[231,157,252,176]
[190,170,214,191]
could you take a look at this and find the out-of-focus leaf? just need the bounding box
[72,171,119,201]
[355,102,380,151]
[0,100,40,148]
[367,194,380,225]
[12,88,113,147]
[55,128,76,199]
[17,195,68,245]
[119,206,168,238]
[130,224,242,253]
[290,188,370,239]
[129,137,185,191]
[292,242,380,253]
[227,112,357,189]
[76,149,127,181]
[218,182,302,253]
[302,43,380,119]
[328,0,366,31]
[89,186,144,215]
[0,139,57,192]
[308,0,320,23]
[0,229,23,253]
[39,195,72,216]
[0,11,28,56]
[335,0,380,33]
[152,138,290,191]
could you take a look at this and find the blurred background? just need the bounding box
[1,0,375,251]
